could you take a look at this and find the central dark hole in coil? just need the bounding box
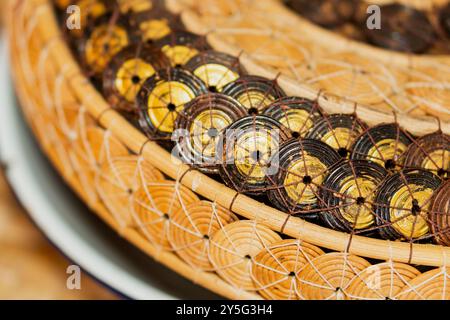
[131,75,141,84]
[248,107,259,115]
[244,254,251,260]
[167,103,177,111]
[251,150,262,162]
[338,147,348,158]
[207,127,219,138]
[203,234,210,240]
[208,86,218,93]
[384,159,396,170]
[292,131,301,139]
[302,175,312,185]
[356,197,365,205]
[103,43,110,52]
[288,271,296,277]
[411,199,421,216]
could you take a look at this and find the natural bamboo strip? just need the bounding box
[15,0,450,268]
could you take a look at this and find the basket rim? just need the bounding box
[10,0,450,269]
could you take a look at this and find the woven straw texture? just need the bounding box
[4,0,450,300]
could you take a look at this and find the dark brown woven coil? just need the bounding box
[404,131,449,180]
[374,169,443,241]
[263,96,323,139]
[222,75,286,114]
[266,138,340,217]
[136,68,208,141]
[154,31,211,67]
[320,160,387,234]
[284,0,357,28]
[218,115,292,195]
[306,113,367,158]
[185,50,246,93]
[102,44,169,113]
[78,14,135,77]
[440,3,450,37]
[351,123,413,171]
[429,181,450,246]
[174,93,247,173]
[364,4,436,53]
[126,2,184,42]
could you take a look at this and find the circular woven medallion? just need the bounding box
[209,221,282,291]
[137,68,208,140]
[320,160,387,233]
[351,123,412,171]
[429,181,450,246]
[404,131,450,179]
[169,200,238,271]
[346,262,421,300]
[297,253,371,300]
[185,50,245,93]
[267,139,340,216]
[306,113,367,158]
[374,169,443,240]
[263,97,323,138]
[103,44,169,113]
[314,53,402,105]
[364,4,436,53]
[218,115,292,195]
[127,5,183,42]
[132,181,200,250]
[252,239,324,300]
[95,155,164,226]
[155,31,210,67]
[285,0,356,28]
[397,268,450,300]
[80,18,131,76]
[222,75,286,114]
[174,93,247,173]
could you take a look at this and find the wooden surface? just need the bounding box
[0,170,117,300]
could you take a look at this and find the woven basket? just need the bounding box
[4,0,450,300]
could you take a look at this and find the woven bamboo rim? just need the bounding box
[6,0,450,270]
[169,0,450,134]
